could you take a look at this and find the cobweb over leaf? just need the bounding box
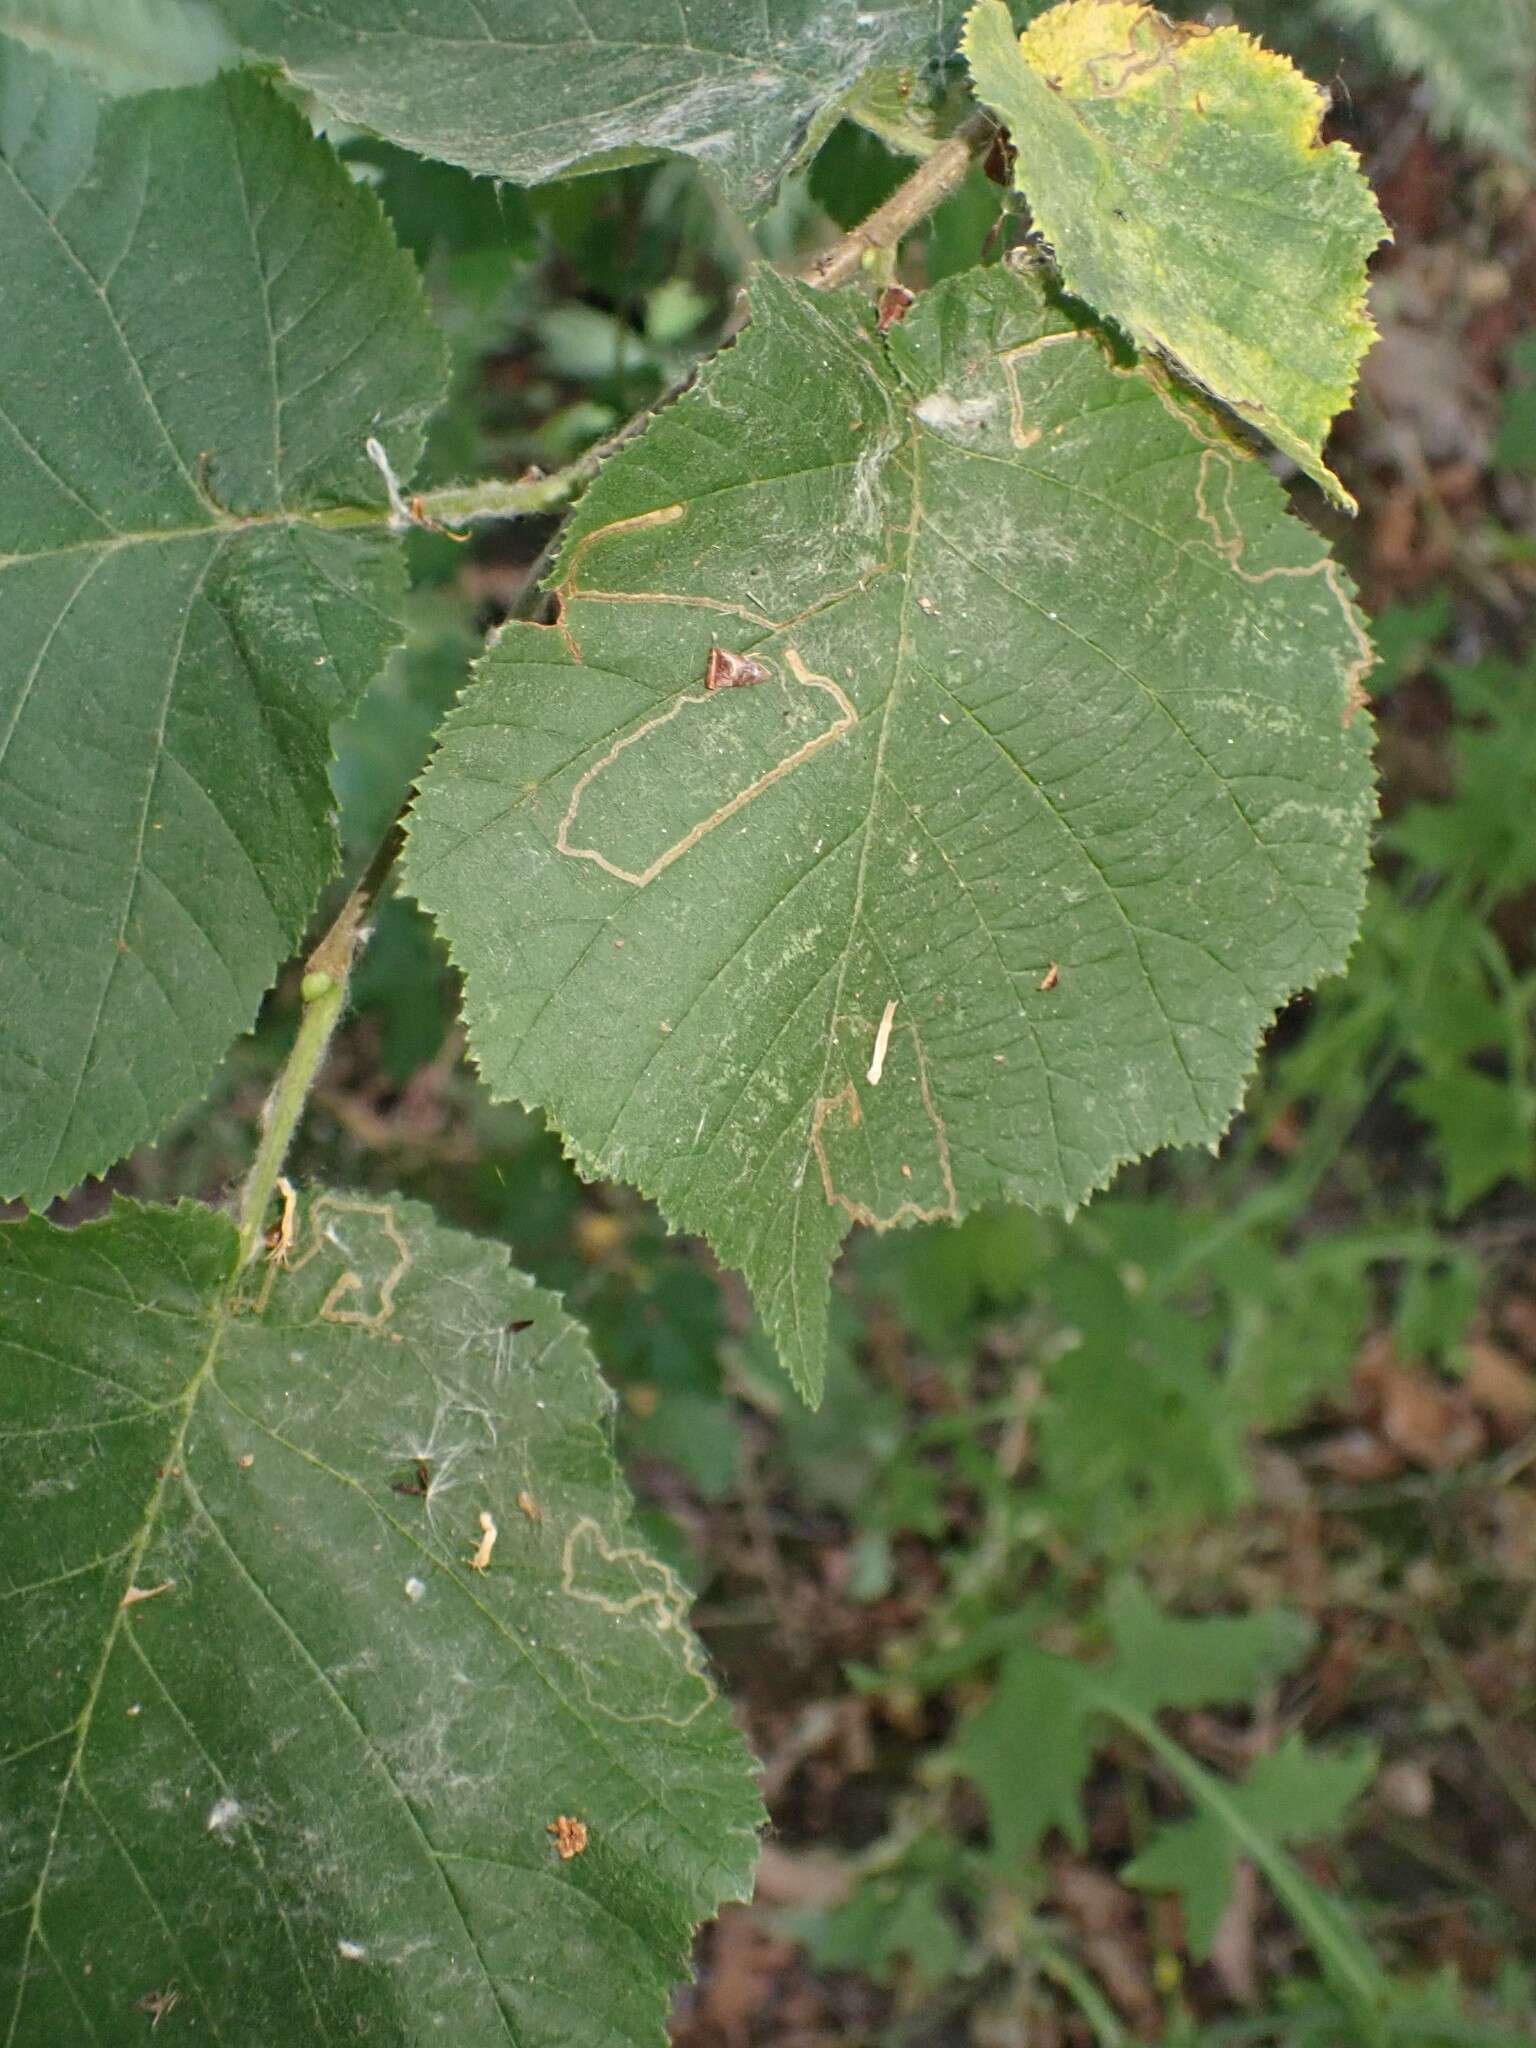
[404,261,1375,1399]
[212,0,963,218]
[0,1191,760,2045]
[962,0,1388,508]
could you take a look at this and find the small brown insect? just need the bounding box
[1038,962,1060,992]
[135,1986,181,2028]
[516,1490,542,1525]
[704,647,770,691]
[547,1815,589,1860]
[876,284,916,335]
[392,1459,431,1498]
[506,1318,534,1335]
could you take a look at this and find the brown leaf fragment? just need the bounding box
[1462,1339,1536,1438]
[1051,1856,1159,2032]
[704,647,771,691]
[876,284,915,333]
[1354,1334,1485,1470]
[547,1814,589,1859]
[120,1581,175,1609]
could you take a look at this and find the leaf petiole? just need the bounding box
[233,872,373,1266]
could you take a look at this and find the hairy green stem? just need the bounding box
[409,466,597,526]
[313,441,606,536]
[800,109,996,291]
[234,865,378,1266]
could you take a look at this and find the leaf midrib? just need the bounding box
[4,1254,534,2048]
[3,1283,231,2048]
[0,504,386,572]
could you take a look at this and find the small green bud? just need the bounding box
[300,970,334,1003]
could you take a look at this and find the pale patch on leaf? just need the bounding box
[962,0,1389,508]
[404,262,1375,1398]
[0,0,235,91]
[0,1191,760,2046]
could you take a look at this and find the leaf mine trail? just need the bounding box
[556,646,858,889]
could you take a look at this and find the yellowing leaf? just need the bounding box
[962,0,1388,507]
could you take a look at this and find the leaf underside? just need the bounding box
[0,1192,761,2046]
[0,0,236,92]
[213,0,961,218]
[962,0,1389,508]
[0,48,446,1204]
[403,261,1376,1397]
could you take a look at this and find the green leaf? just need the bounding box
[795,1863,969,1987]
[0,1191,760,2043]
[1098,1575,1314,1714]
[1322,0,1536,165]
[841,63,956,159]
[403,261,1375,1396]
[956,1649,1094,1858]
[1367,589,1454,691]
[1221,1243,1370,1429]
[1398,1064,1535,1215]
[1392,657,1536,893]
[0,50,446,1205]
[1124,1734,1377,1958]
[956,1585,1385,2015]
[961,0,1388,508]
[958,1581,1312,1862]
[1037,1259,1252,1544]
[0,0,235,91]
[212,0,962,219]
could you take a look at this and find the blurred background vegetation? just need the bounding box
[75,3,1536,2040]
